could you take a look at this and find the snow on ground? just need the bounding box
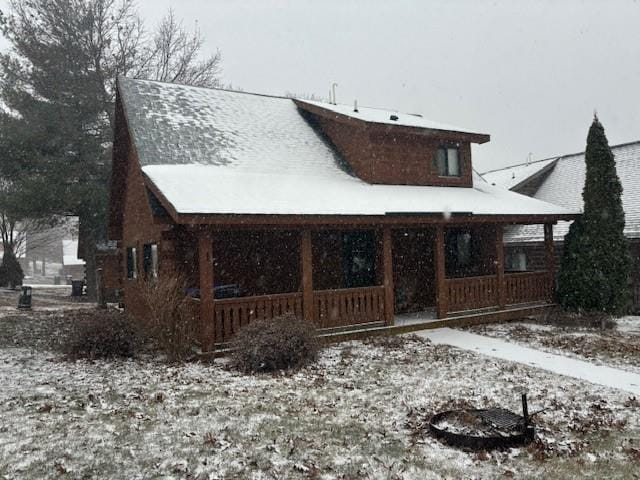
[1,310,639,479]
[417,328,640,395]
[469,317,640,375]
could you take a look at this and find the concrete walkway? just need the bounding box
[416,328,640,396]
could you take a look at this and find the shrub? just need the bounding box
[66,309,139,360]
[230,314,320,373]
[557,117,630,315]
[0,251,24,288]
[136,273,196,360]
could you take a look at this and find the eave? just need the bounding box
[294,99,491,145]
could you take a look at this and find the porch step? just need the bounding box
[319,322,385,335]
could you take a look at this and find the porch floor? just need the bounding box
[394,309,438,326]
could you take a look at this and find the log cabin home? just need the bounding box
[108,78,578,350]
[483,140,640,312]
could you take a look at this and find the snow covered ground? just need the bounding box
[1,309,639,479]
[468,317,640,375]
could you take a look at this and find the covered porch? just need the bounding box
[189,221,557,350]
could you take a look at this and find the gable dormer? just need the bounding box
[295,99,489,188]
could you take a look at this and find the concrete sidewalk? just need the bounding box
[416,327,640,396]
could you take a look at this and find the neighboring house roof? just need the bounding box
[483,141,640,242]
[482,158,559,190]
[63,240,85,266]
[118,77,576,219]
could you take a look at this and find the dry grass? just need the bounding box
[136,273,196,360]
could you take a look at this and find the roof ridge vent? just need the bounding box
[390,114,399,121]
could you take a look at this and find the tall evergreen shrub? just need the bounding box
[558,116,630,314]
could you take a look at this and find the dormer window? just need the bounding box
[436,146,460,177]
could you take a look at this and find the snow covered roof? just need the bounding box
[296,99,487,137]
[492,141,640,242]
[482,158,558,190]
[118,77,575,219]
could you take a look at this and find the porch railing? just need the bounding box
[505,271,553,305]
[214,292,303,342]
[446,275,499,313]
[313,286,385,329]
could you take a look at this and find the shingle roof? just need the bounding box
[482,158,558,190]
[118,77,576,218]
[492,141,640,242]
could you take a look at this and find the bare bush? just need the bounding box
[65,309,139,360]
[136,272,196,360]
[230,314,320,373]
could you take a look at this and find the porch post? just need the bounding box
[544,223,556,301]
[382,227,395,325]
[435,225,448,319]
[496,224,506,309]
[301,229,314,322]
[198,231,215,351]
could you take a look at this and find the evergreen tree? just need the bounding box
[558,116,631,314]
[0,0,221,294]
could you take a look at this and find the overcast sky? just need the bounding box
[3,0,640,171]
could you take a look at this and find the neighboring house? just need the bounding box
[482,140,640,311]
[108,77,576,350]
[62,239,85,280]
[16,217,83,283]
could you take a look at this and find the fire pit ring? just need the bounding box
[428,394,536,450]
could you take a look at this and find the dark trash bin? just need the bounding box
[18,286,32,309]
[71,280,84,297]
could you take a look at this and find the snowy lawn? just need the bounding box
[467,316,640,375]
[1,310,639,479]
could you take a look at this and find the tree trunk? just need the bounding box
[84,246,98,300]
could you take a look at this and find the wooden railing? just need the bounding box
[505,271,553,305]
[446,275,498,313]
[214,292,303,343]
[313,286,385,329]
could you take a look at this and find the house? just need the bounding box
[62,239,85,280]
[108,77,577,350]
[482,140,640,311]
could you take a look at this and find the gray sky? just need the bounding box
[4,0,640,171]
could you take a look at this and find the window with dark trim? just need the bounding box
[435,146,461,177]
[126,247,137,279]
[342,231,376,288]
[445,230,472,274]
[143,243,159,278]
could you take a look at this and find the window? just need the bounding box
[143,243,159,278]
[342,231,376,288]
[506,252,527,272]
[435,146,460,177]
[126,247,137,279]
[445,230,472,274]
[453,232,472,267]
